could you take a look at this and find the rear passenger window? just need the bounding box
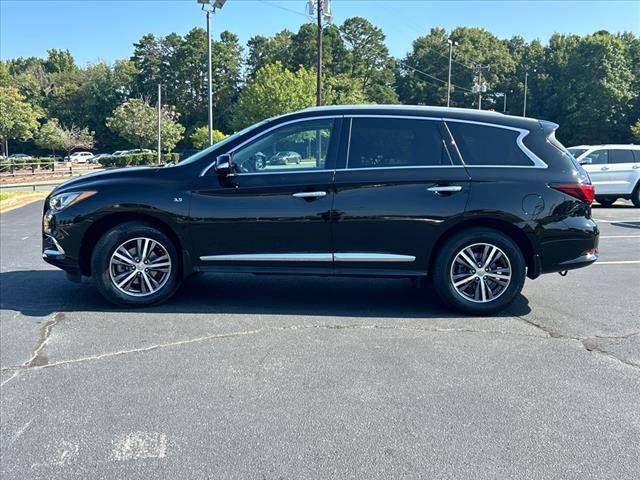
[447,122,533,166]
[347,118,451,169]
[634,150,640,163]
[609,150,635,164]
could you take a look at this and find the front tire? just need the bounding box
[91,222,180,307]
[632,184,640,208]
[432,229,526,315]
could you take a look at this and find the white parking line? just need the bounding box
[594,218,640,224]
[599,235,640,239]
[594,260,640,265]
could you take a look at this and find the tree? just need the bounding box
[0,86,41,156]
[232,62,316,130]
[58,124,94,157]
[631,120,640,142]
[44,49,77,74]
[106,98,185,152]
[190,126,229,149]
[34,118,65,155]
[246,31,293,77]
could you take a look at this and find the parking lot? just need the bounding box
[1,200,638,479]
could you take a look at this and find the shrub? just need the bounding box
[162,153,180,163]
[98,153,159,168]
[38,157,55,170]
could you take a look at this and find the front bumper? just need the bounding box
[42,207,87,275]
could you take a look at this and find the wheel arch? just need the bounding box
[79,212,190,277]
[429,217,539,279]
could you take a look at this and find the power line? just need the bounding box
[258,0,313,20]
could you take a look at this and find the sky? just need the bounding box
[1,0,639,65]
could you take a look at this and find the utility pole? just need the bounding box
[316,0,323,106]
[446,39,458,108]
[472,64,489,110]
[157,83,162,165]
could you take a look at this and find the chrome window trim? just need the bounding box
[335,165,464,172]
[199,115,343,177]
[199,253,416,263]
[443,118,548,168]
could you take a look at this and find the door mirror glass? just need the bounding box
[215,154,232,174]
[578,157,592,165]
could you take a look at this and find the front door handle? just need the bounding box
[292,191,327,199]
[633,165,639,169]
[601,166,609,171]
[427,185,463,193]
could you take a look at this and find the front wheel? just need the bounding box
[91,222,181,307]
[432,229,526,315]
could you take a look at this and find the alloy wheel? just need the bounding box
[450,242,512,303]
[109,237,172,297]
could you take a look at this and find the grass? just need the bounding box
[0,190,49,212]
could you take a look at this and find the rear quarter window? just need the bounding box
[447,122,533,166]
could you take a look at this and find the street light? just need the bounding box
[523,68,536,117]
[197,0,227,146]
[446,39,458,108]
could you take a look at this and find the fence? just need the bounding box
[0,160,101,183]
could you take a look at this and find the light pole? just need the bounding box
[157,83,161,165]
[198,0,227,146]
[446,39,458,108]
[523,68,536,117]
[307,0,332,106]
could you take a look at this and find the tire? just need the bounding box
[91,221,181,307]
[632,184,640,208]
[596,197,616,207]
[432,228,526,315]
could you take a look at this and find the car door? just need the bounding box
[607,149,637,195]
[188,116,341,272]
[331,116,470,274]
[581,149,612,194]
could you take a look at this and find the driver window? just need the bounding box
[584,149,608,165]
[231,119,335,173]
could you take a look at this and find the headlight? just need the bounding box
[48,191,97,211]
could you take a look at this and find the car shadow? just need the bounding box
[0,269,531,319]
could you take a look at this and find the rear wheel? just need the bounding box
[91,222,180,307]
[632,184,640,208]
[596,197,616,207]
[432,229,526,315]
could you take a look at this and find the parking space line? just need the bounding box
[594,260,640,265]
[599,235,640,239]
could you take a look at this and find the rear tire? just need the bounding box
[632,184,640,208]
[91,221,180,307]
[596,197,616,207]
[432,228,526,315]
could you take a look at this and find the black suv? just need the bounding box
[42,106,598,314]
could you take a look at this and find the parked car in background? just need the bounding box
[269,151,302,165]
[8,153,33,161]
[67,151,94,163]
[569,144,640,207]
[90,154,111,164]
[42,105,598,314]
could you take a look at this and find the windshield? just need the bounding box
[567,148,587,159]
[176,118,274,166]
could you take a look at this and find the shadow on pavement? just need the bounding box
[0,269,531,319]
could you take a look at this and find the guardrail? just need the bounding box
[0,161,100,181]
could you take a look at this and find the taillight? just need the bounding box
[550,183,595,204]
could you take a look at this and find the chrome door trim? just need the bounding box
[199,252,416,263]
[200,253,333,262]
[292,191,327,198]
[427,185,463,193]
[200,115,343,177]
[333,253,416,262]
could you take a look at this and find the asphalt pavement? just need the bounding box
[1,200,639,479]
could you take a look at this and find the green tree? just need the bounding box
[44,49,77,74]
[190,126,229,149]
[232,62,316,130]
[630,120,640,142]
[0,86,41,156]
[58,124,95,157]
[106,98,185,152]
[34,118,65,155]
[246,31,293,77]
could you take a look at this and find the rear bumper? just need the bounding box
[538,218,599,274]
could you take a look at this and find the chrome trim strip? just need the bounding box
[200,115,343,177]
[333,253,416,262]
[43,249,64,258]
[44,235,65,255]
[335,165,464,171]
[345,117,353,169]
[200,253,333,262]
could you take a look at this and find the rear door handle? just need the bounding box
[633,165,639,169]
[427,185,463,193]
[292,191,327,199]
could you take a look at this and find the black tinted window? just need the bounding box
[447,122,533,166]
[347,118,451,169]
[609,149,634,164]
[634,150,640,163]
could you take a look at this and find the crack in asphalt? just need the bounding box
[509,312,640,370]
[25,312,65,368]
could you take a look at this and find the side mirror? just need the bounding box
[215,153,232,174]
[578,157,592,165]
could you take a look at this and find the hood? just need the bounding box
[51,166,161,194]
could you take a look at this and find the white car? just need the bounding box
[568,144,640,207]
[68,151,94,163]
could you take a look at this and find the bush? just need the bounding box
[98,153,158,168]
[38,157,55,170]
[162,153,180,163]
